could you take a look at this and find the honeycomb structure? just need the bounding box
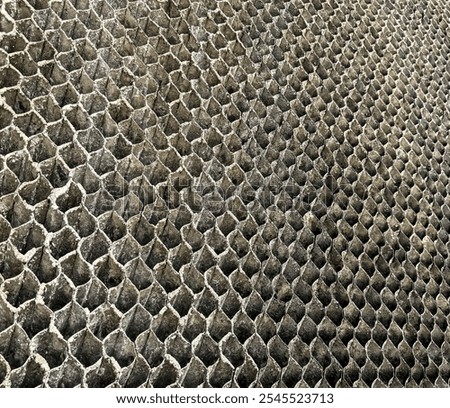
[1,0,450,388]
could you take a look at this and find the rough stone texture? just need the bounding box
[1,0,450,387]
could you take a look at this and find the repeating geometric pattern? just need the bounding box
[1,0,450,387]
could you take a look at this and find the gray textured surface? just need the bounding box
[1,0,450,387]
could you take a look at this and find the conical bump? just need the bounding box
[1,0,450,388]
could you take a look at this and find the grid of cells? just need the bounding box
[1,0,450,387]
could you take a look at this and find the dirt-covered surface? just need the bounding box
[1,0,450,387]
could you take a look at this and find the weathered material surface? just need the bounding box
[1,0,450,387]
